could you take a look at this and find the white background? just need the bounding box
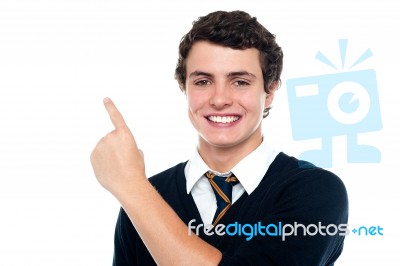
[0,0,399,265]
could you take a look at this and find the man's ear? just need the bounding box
[264,81,279,108]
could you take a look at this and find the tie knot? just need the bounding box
[205,171,239,184]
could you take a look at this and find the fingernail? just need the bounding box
[103,97,110,103]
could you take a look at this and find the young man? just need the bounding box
[90,10,348,265]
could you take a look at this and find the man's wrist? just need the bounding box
[113,175,151,208]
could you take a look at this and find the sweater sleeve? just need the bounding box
[219,166,349,266]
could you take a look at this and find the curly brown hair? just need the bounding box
[174,11,283,118]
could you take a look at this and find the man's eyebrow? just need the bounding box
[188,71,257,79]
[188,71,213,78]
[227,71,257,79]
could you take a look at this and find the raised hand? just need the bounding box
[90,97,146,198]
[90,98,222,265]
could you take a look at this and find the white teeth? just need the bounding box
[208,116,239,124]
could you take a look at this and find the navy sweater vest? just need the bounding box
[113,152,348,266]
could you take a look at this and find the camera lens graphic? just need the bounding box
[327,81,370,125]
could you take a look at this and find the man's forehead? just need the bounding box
[185,42,262,76]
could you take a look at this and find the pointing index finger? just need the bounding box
[103,97,127,129]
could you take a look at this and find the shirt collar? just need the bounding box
[185,139,280,195]
[185,150,210,194]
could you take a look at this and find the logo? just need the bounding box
[286,39,382,167]
[351,225,383,236]
[188,219,349,241]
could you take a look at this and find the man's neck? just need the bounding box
[197,134,263,173]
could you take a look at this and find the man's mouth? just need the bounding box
[206,115,240,124]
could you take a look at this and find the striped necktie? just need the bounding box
[205,171,239,226]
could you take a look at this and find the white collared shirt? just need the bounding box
[184,140,280,225]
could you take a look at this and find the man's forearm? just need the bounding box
[90,98,221,265]
[116,177,222,266]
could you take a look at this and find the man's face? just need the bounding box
[185,41,274,152]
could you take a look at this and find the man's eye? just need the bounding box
[234,80,250,87]
[195,80,210,86]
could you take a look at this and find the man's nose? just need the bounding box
[209,83,233,109]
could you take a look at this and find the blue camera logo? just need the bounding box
[286,39,382,168]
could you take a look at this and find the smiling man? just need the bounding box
[185,41,271,172]
[90,10,348,265]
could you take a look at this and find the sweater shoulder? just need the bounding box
[148,161,187,193]
[268,152,347,193]
[259,153,348,217]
